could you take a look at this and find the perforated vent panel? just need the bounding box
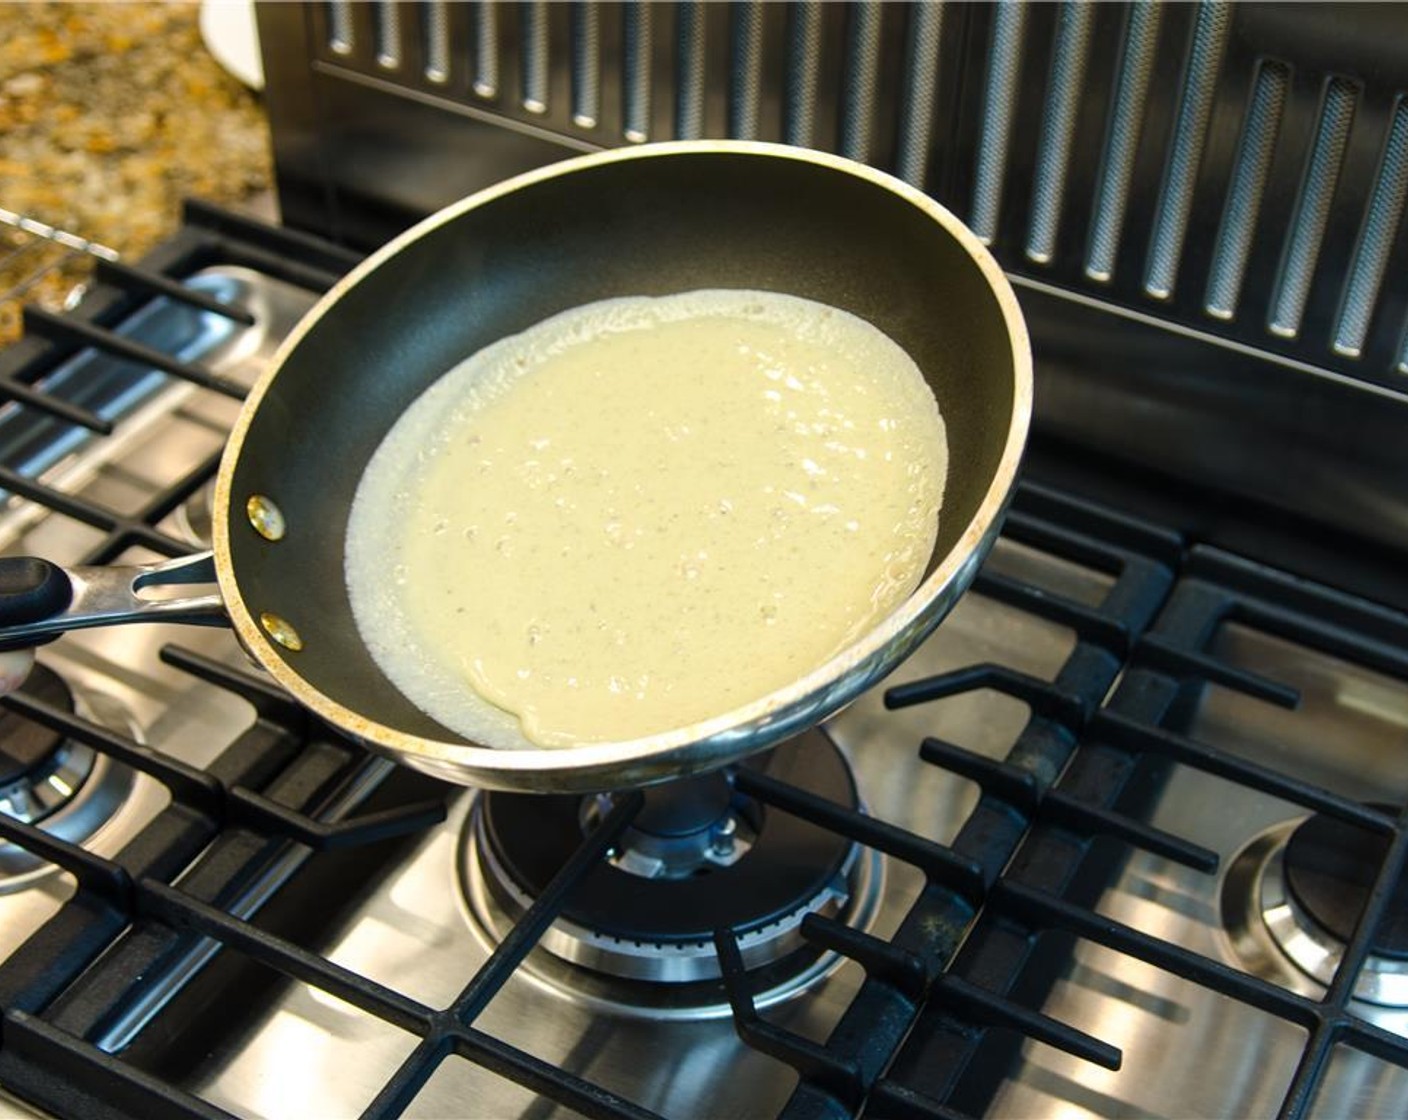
[294,1,1408,391]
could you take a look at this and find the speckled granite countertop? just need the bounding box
[0,2,272,344]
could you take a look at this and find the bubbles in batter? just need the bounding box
[345,290,948,748]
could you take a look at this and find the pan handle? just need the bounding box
[0,552,225,650]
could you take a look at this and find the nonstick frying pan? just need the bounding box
[0,142,1031,793]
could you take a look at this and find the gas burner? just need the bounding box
[1222,814,1408,1014]
[171,478,216,549]
[1265,809,1408,1006]
[0,663,136,886]
[0,665,95,825]
[459,727,882,1019]
[577,768,758,881]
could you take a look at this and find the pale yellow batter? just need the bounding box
[345,291,947,747]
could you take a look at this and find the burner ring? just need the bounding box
[1282,807,1407,959]
[0,665,93,817]
[458,728,884,1017]
[479,730,859,952]
[459,809,881,1020]
[1221,819,1408,1013]
[171,478,217,550]
[0,739,97,825]
[1261,844,1408,1007]
[471,801,859,981]
[0,666,141,887]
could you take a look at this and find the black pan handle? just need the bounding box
[0,558,74,628]
[0,552,226,652]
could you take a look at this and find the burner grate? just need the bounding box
[0,451,219,563]
[0,640,451,1120]
[0,202,357,568]
[862,534,1408,1120]
[0,202,355,437]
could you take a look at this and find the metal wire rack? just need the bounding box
[0,210,120,350]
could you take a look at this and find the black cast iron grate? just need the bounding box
[0,203,1402,1120]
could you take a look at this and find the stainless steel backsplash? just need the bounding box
[258,1,1408,557]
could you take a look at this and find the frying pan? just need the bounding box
[0,142,1031,793]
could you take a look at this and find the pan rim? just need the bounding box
[212,139,1032,790]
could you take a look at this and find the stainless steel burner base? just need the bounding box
[1222,821,1408,1017]
[458,792,883,1019]
[0,683,139,887]
[170,478,218,551]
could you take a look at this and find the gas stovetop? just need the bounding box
[0,204,1404,1120]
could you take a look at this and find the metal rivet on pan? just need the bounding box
[260,612,303,652]
[246,495,286,541]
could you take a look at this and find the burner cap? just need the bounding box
[1283,808,1407,960]
[173,479,216,550]
[633,770,732,838]
[0,665,74,786]
[482,729,856,945]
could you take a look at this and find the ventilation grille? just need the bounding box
[311,0,1408,389]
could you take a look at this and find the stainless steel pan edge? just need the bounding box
[210,141,1031,792]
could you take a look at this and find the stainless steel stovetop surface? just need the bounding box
[186,547,1079,1120]
[173,551,1408,1120]
[1,262,1406,1119]
[994,622,1408,1120]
